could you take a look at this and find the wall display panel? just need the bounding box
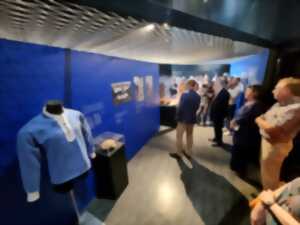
[133,76,145,102]
[111,81,132,105]
[145,75,154,98]
[70,50,160,160]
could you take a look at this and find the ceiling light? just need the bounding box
[163,23,170,30]
[144,24,155,31]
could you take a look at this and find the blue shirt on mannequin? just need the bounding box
[17,108,95,197]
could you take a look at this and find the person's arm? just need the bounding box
[17,131,42,202]
[250,183,288,208]
[250,184,289,225]
[259,190,300,225]
[176,94,186,116]
[265,126,292,143]
[251,202,267,225]
[270,204,300,225]
[79,113,96,159]
[264,108,300,143]
[177,93,186,109]
[234,104,258,127]
[230,119,238,129]
[255,116,273,130]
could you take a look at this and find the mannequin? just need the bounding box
[17,100,96,204]
[26,100,65,202]
[44,100,88,194]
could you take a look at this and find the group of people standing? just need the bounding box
[171,75,300,225]
[174,75,244,157]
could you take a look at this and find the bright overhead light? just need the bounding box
[163,23,170,30]
[144,24,155,31]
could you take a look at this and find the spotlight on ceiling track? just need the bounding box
[144,24,155,31]
[203,0,208,3]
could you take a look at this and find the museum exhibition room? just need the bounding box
[1,0,300,225]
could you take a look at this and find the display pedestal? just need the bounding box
[93,143,128,200]
[160,105,177,128]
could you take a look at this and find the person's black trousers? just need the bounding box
[228,104,236,120]
[230,144,260,172]
[225,104,236,131]
[281,132,300,182]
[230,144,246,172]
[213,119,224,144]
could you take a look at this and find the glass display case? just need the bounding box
[94,132,125,157]
[93,132,128,200]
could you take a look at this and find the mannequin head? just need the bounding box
[45,100,63,114]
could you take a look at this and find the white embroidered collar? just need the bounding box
[43,107,76,142]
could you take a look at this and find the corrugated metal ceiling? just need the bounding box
[0,0,265,64]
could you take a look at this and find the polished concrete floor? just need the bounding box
[87,126,260,225]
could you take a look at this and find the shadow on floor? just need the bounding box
[87,199,116,222]
[176,157,250,225]
[219,143,232,152]
[207,142,232,153]
[80,211,106,225]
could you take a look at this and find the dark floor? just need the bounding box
[87,126,259,225]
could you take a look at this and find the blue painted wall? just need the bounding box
[71,50,159,160]
[230,49,269,85]
[70,50,160,210]
[0,39,77,225]
[0,39,159,225]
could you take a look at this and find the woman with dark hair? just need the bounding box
[230,85,266,176]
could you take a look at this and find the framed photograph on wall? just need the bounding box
[111,81,132,105]
[145,75,153,97]
[133,76,144,101]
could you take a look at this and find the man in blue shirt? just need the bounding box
[173,79,200,158]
